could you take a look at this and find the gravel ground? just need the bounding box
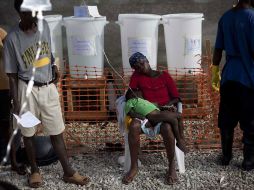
[0,150,253,190]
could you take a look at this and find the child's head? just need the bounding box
[125,89,142,101]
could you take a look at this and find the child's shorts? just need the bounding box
[140,119,161,138]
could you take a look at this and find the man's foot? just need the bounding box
[220,154,232,166]
[28,172,42,188]
[63,172,90,186]
[242,162,254,171]
[122,168,138,185]
[165,171,178,185]
[176,141,188,153]
[242,145,254,171]
[11,163,27,175]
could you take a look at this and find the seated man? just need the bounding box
[122,52,184,185]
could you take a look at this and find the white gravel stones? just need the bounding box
[0,150,254,189]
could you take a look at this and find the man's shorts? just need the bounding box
[16,80,65,137]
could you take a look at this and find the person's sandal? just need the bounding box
[63,172,90,186]
[28,172,42,188]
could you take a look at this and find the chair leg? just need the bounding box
[175,140,185,173]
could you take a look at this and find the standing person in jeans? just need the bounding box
[3,0,90,188]
[122,52,183,185]
[212,0,254,170]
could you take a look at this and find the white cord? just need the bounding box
[88,20,138,98]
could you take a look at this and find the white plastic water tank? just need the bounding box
[63,16,108,78]
[44,15,64,73]
[162,13,204,73]
[117,14,161,75]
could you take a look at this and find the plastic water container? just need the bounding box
[44,15,64,73]
[162,13,204,73]
[117,14,161,75]
[64,16,108,78]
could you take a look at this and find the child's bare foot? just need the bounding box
[122,168,138,185]
[176,140,188,153]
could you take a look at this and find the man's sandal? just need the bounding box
[28,172,42,188]
[63,172,90,186]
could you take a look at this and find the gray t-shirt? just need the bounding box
[4,20,53,83]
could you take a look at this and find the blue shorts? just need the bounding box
[140,119,162,138]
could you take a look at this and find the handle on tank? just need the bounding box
[115,21,123,25]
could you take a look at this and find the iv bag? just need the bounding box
[21,0,52,11]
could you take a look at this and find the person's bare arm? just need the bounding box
[52,56,60,84]
[128,110,146,120]
[7,73,19,114]
[213,48,223,66]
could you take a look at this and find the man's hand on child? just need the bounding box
[160,105,177,112]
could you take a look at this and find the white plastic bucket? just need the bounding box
[44,15,64,73]
[117,14,161,75]
[162,13,204,73]
[63,16,108,78]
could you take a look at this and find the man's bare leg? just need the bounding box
[23,136,41,188]
[50,133,75,177]
[23,136,39,174]
[10,143,26,175]
[122,119,142,184]
[51,133,90,185]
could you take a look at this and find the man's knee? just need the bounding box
[128,119,141,134]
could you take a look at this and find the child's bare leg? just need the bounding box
[171,119,188,153]
[147,111,188,153]
[178,117,185,139]
[160,123,178,185]
[122,119,142,184]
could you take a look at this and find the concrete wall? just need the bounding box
[0,0,236,68]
